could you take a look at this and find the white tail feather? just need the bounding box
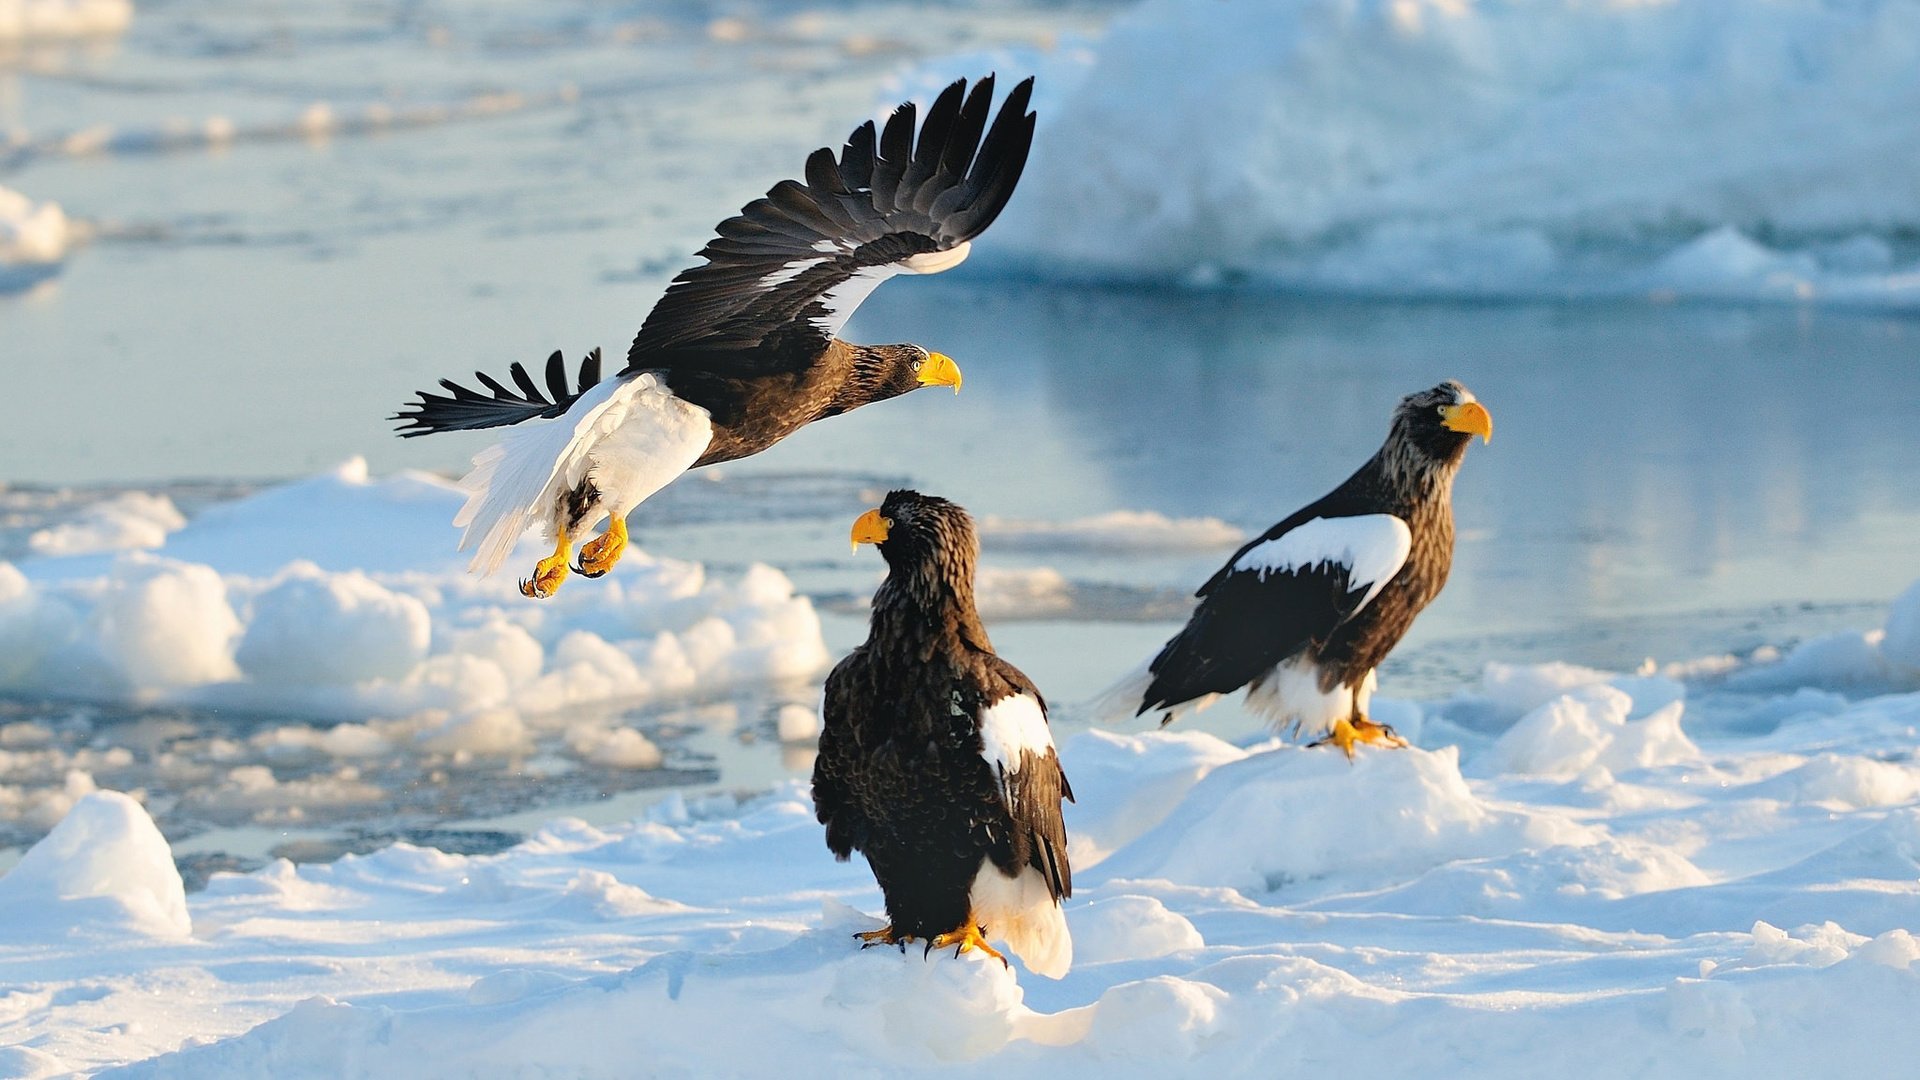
[451,372,711,576]
[1083,656,1218,728]
[971,859,1071,979]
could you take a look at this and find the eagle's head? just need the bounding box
[862,344,964,402]
[850,488,979,593]
[1392,380,1493,466]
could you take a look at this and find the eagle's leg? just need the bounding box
[575,516,628,579]
[855,924,915,953]
[1308,713,1410,761]
[519,527,572,599]
[925,923,1008,968]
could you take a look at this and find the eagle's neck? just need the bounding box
[867,544,992,672]
[820,344,904,419]
[1375,433,1464,516]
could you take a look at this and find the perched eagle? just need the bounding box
[393,76,1036,597]
[1095,381,1493,757]
[814,490,1074,978]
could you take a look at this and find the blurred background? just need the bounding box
[2,0,1916,880]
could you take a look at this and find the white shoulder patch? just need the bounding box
[1232,514,1412,612]
[977,692,1054,808]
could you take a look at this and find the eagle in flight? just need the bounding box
[815,491,1074,977]
[394,76,1036,597]
[1095,381,1492,758]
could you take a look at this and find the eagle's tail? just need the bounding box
[394,348,606,437]
[972,861,1072,980]
[1083,655,1220,729]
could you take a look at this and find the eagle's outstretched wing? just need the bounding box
[625,74,1036,375]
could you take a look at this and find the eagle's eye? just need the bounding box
[910,358,923,371]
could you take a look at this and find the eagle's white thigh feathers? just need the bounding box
[970,856,1071,979]
[452,371,712,575]
[1245,658,1376,738]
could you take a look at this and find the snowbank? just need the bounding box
[0,0,129,41]
[975,0,1920,306]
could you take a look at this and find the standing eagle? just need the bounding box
[393,76,1036,597]
[1095,381,1493,757]
[814,490,1074,978]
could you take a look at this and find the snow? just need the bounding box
[0,460,831,835]
[5,459,830,723]
[26,493,186,558]
[2,572,1920,1073]
[0,791,187,940]
[0,0,128,42]
[973,0,1920,307]
[0,185,71,290]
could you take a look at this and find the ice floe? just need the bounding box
[965,0,1920,307]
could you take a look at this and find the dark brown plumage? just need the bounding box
[387,76,1035,598]
[1095,381,1493,757]
[814,490,1074,977]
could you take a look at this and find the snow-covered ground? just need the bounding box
[2,583,1917,1076]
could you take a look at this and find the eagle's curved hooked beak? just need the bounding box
[850,508,891,553]
[1440,401,1493,443]
[917,353,963,394]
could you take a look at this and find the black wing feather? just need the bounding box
[623,75,1038,375]
[392,348,608,437]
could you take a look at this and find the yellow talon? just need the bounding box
[519,528,571,599]
[855,924,914,951]
[1307,714,1409,761]
[575,517,628,579]
[926,923,1007,968]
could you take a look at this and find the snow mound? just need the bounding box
[980,0,1920,307]
[0,0,130,41]
[0,184,71,291]
[1884,580,1920,675]
[236,564,431,685]
[1058,728,1247,867]
[0,791,188,938]
[1725,578,1920,691]
[1092,745,1575,893]
[27,493,185,557]
[978,510,1244,553]
[1071,895,1204,964]
[1481,687,1699,778]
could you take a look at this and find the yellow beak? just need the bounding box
[916,352,963,394]
[1440,400,1493,443]
[850,508,890,553]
